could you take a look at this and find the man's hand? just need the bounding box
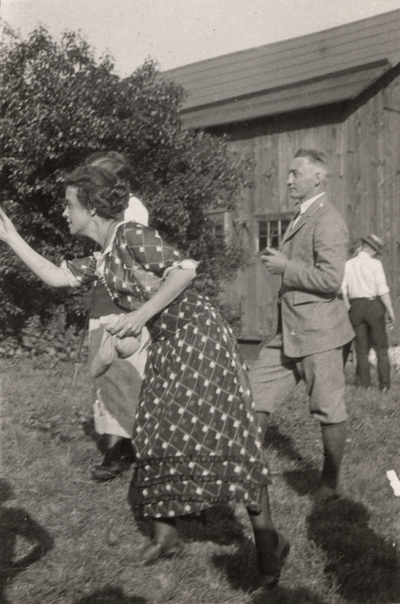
[260,248,289,275]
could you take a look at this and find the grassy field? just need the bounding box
[1,353,400,604]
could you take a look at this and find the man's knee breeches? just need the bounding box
[250,335,347,424]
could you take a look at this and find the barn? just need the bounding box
[163,10,400,342]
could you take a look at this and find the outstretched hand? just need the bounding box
[0,207,18,243]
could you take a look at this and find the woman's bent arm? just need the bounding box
[108,267,196,338]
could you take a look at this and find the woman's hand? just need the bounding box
[107,308,149,338]
[0,207,18,243]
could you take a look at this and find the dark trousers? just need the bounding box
[348,298,390,389]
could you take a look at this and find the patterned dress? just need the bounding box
[63,221,270,518]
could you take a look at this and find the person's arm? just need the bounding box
[380,292,395,327]
[341,266,350,310]
[374,260,395,327]
[108,266,196,337]
[0,207,71,287]
[107,222,197,338]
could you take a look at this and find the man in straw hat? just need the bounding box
[342,234,395,391]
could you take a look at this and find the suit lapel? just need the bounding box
[280,193,327,249]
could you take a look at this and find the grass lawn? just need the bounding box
[1,354,400,604]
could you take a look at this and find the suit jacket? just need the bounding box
[277,193,354,357]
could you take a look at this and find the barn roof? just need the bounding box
[162,10,400,129]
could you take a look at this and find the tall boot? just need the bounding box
[247,486,290,588]
[319,421,347,497]
[91,436,134,482]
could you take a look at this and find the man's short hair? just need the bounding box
[294,148,330,176]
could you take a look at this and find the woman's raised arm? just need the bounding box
[0,207,71,288]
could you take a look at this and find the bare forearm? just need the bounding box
[107,266,197,338]
[7,232,70,287]
[140,268,196,322]
[380,292,395,321]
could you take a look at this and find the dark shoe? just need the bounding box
[91,460,127,481]
[137,539,184,566]
[91,447,133,482]
[257,531,290,589]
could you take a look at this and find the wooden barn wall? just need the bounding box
[215,106,347,339]
[345,65,400,342]
[213,72,400,341]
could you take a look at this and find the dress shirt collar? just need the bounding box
[356,250,371,259]
[295,192,325,215]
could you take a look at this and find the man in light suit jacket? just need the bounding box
[251,148,354,500]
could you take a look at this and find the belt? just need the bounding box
[349,297,377,301]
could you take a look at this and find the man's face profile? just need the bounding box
[287,157,320,203]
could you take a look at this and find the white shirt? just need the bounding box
[342,251,390,300]
[124,196,149,225]
[291,193,325,228]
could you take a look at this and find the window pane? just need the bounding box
[258,217,292,250]
[208,212,226,239]
[258,221,268,250]
[269,221,279,248]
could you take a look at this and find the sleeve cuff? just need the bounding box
[60,260,82,288]
[163,259,199,278]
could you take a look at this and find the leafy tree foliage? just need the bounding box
[0,26,249,339]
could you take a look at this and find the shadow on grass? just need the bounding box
[263,421,400,602]
[0,479,54,604]
[73,587,147,603]
[264,420,321,495]
[213,542,329,603]
[307,496,400,603]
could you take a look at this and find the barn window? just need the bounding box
[257,216,291,251]
[207,209,231,241]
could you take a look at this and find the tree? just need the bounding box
[0,26,249,341]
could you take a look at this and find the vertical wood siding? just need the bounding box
[218,70,400,341]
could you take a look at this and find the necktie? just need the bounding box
[291,205,301,228]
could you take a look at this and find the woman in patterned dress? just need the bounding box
[0,165,289,587]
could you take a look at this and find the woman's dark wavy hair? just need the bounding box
[65,165,130,220]
[85,151,135,187]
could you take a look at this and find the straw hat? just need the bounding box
[361,233,383,254]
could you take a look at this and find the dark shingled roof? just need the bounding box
[162,10,400,128]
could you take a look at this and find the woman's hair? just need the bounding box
[85,151,135,185]
[65,165,130,220]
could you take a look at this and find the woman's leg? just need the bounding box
[247,486,290,588]
[138,518,183,565]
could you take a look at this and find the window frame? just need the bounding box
[255,212,293,252]
[206,208,232,242]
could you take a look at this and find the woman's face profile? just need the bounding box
[62,186,92,236]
